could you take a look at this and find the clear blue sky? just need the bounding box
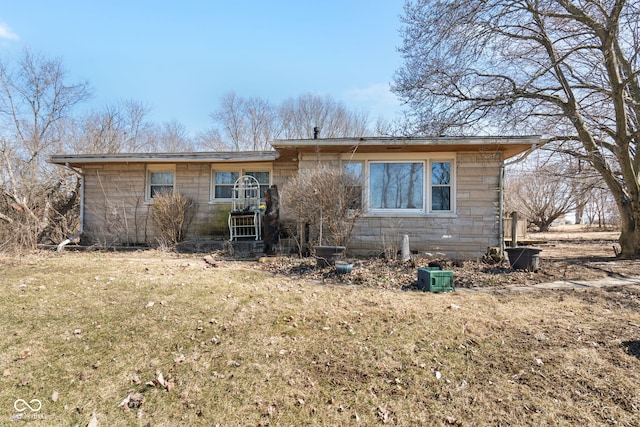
[0,1,405,136]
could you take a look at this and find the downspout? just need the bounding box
[499,164,505,257]
[57,163,84,251]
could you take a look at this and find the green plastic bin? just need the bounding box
[417,268,454,293]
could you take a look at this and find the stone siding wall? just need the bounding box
[81,163,149,245]
[81,159,297,245]
[347,152,502,259]
[80,152,503,259]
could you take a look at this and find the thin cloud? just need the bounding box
[0,22,19,40]
[343,83,402,117]
[347,83,400,105]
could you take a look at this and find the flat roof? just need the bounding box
[49,136,544,167]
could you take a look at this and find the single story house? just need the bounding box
[49,136,542,259]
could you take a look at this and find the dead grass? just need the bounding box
[1,251,640,425]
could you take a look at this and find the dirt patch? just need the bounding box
[255,227,640,289]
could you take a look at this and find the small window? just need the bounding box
[431,161,451,211]
[146,167,175,201]
[214,171,239,199]
[211,169,271,201]
[245,171,270,199]
[344,161,363,209]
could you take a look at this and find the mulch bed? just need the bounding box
[253,239,640,290]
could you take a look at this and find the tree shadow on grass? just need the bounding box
[622,341,640,360]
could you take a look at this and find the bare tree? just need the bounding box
[394,1,640,257]
[195,127,226,151]
[67,100,153,154]
[148,120,195,152]
[245,96,279,150]
[505,163,580,231]
[208,92,371,150]
[565,157,599,225]
[278,93,369,139]
[0,49,90,249]
[583,185,619,228]
[68,109,122,154]
[507,148,604,229]
[120,99,153,152]
[209,92,281,151]
[210,91,248,151]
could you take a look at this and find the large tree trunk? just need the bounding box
[617,201,640,258]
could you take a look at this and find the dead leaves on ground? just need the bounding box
[203,254,219,268]
[119,370,175,413]
[118,391,145,412]
[147,370,175,392]
[16,349,32,360]
[253,248,640,289]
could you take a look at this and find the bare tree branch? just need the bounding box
[394,0,640,256]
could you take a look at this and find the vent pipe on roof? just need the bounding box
[313,127,319,139]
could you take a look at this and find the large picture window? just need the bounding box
[369,162,424,210]
[358,157,454,214]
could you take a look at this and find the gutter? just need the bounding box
[49,151,278,165]
[57,163,84,251]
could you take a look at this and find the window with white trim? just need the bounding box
[211,168,271,201]
[344,161,363,209]
[213,171,239,199]
[364,159,454,214]
[146,165,175,201]
[246,171,270,199]
[431,161,452,211]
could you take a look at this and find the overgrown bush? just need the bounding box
[281,165,363,250]
[149,191,193,247]
[0,180,80,252]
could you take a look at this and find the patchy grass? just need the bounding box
[1,251,640,426]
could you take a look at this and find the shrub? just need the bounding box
[281,165,363,249]
[149,191,193,247]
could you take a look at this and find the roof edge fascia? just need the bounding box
[48,151,278,165]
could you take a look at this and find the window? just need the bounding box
[369,162,424,210]
[245,171,270,199]
[344,161,363,209]
[360,158,454,214]
[146,166,175,201]
[211,168,271,201]
[214,171,239,199]
[431,161,451,211]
